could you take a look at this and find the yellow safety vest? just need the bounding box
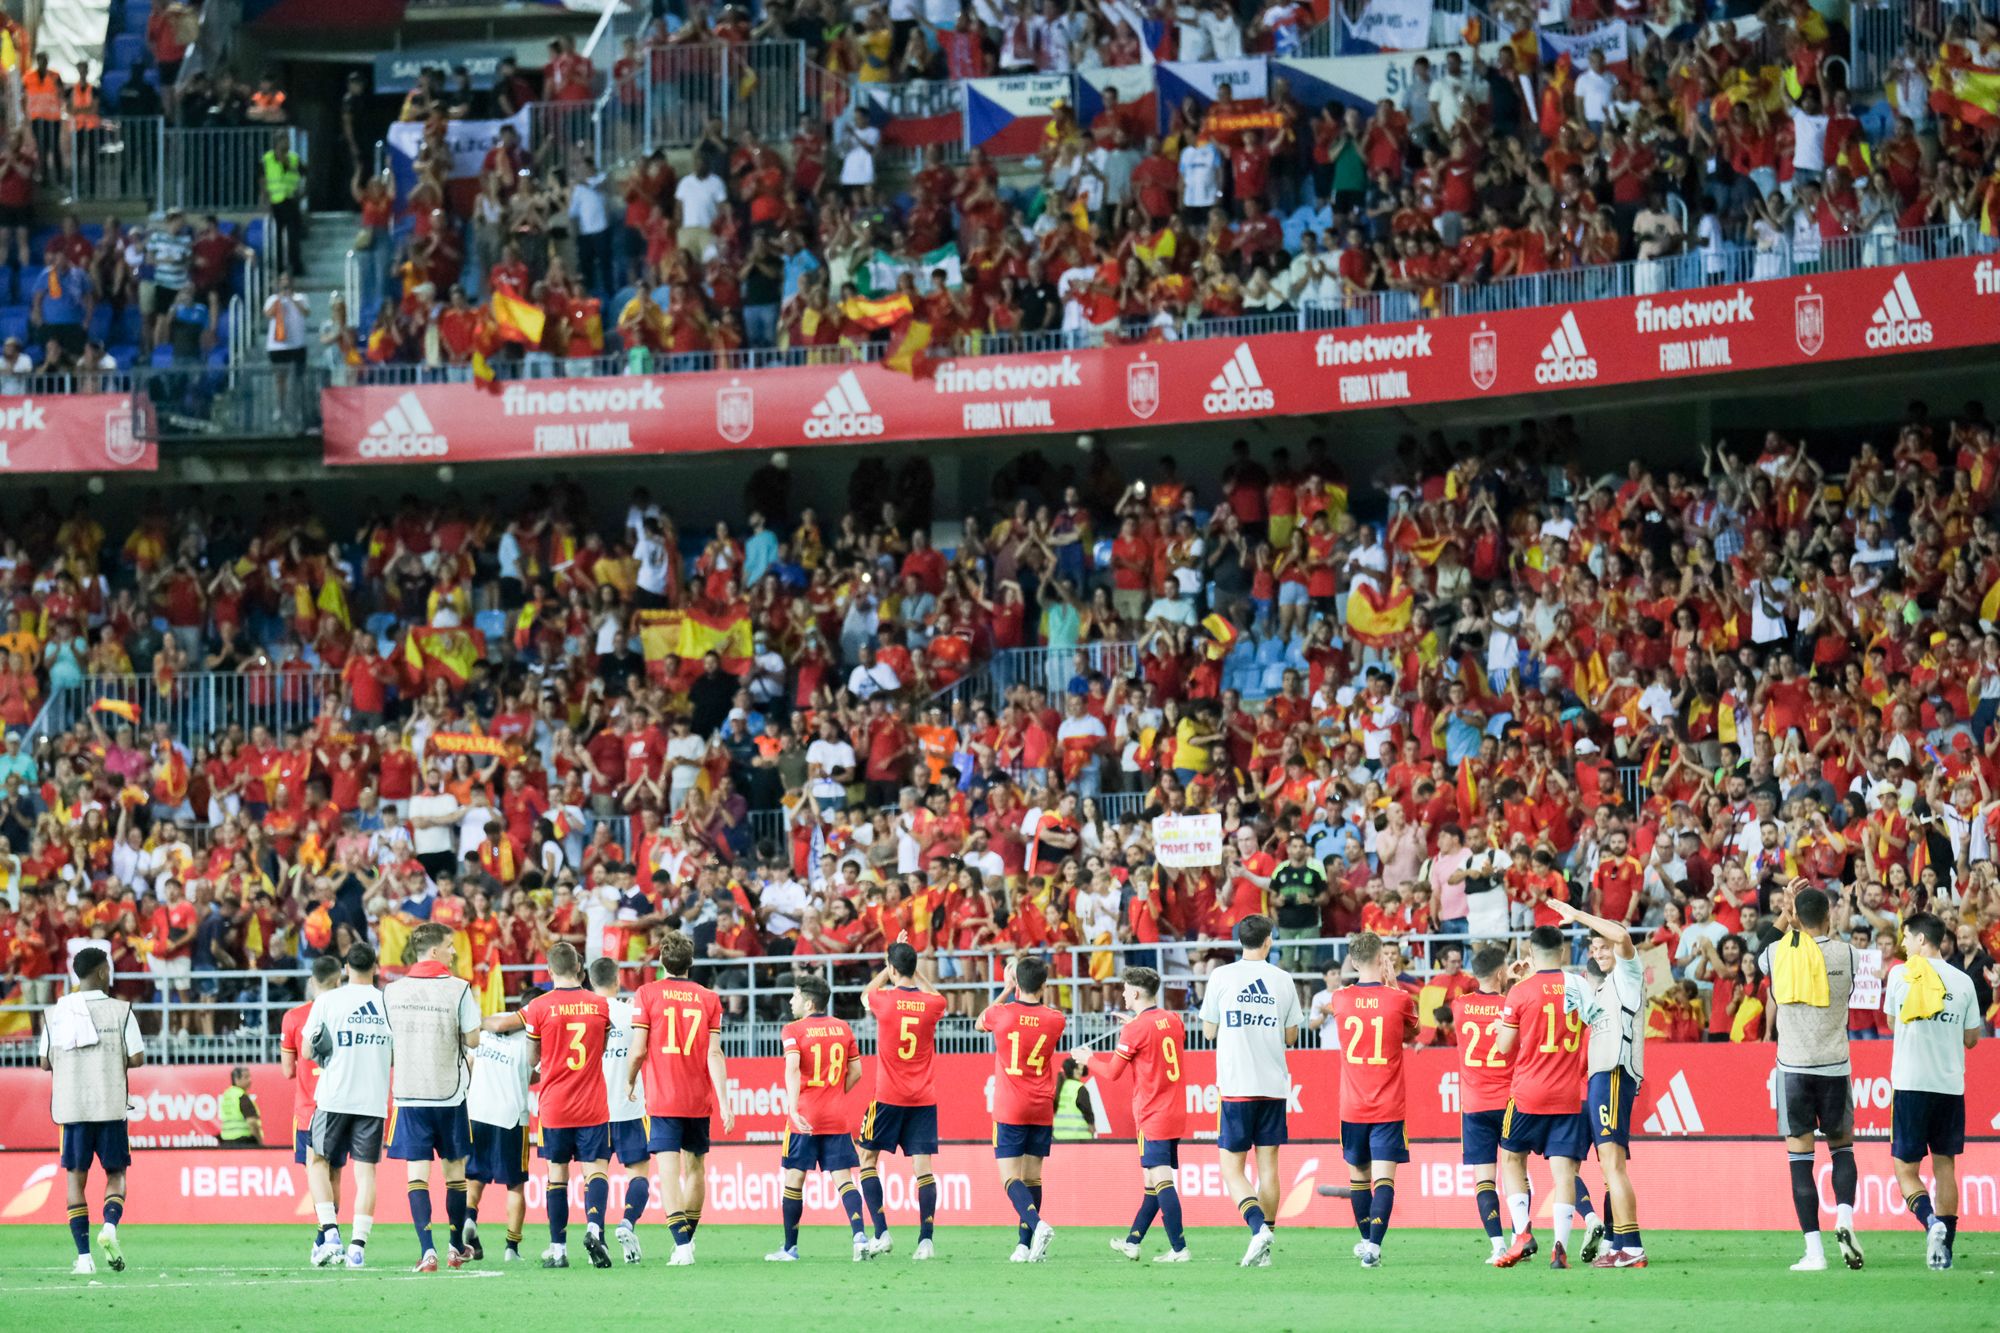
[218,1085,255,1142]
[263,150,302,204]
[1051,1076,1093,1141]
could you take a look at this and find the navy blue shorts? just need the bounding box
[293,1127,311,1167]
[1499,1103,1591,1161]
[609,1119,650,1168]
[1891,1090,1966,1161]
[1217,1098,1288,1153]
[993,1121,1054,1160]
[1587,1070,1639,1151]
[858,1102,938,1156]
[467,1120,530,1187]
[646,1115,711,1156]
[1461,1108,1506,1167]
[540,1123,612,1165]
[60,1121,130,1173]
[1340,1119,1409,1169]
[387,1103,471,1162]
[782,1130,860,1173]
[1138,1135,1180,1169]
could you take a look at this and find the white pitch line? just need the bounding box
[0,1270,507,1292]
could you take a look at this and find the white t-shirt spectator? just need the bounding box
[407,792,460,856]
[675,172,729,230]
[1789,106,1829,172]
[839,122,881,187]
[1179,141,1223,209]
[761,876,810,935]
[265,292,309,351]
[806,738,856,798]
[666,732,707,790]
[1575,68,1617,125]
[635,535,670,597]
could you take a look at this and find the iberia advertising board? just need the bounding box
[1,1044,1991,1151]
[2,1141,1996,1230]
[321,256,2000,464]
[0,394,153,473]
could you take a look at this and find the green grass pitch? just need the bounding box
[0,1226,1991,1328]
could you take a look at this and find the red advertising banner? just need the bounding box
[2,1043,1992,1151]
[0,394,153,474]
[321,256,2000,465]
[1,1141,1995,1231]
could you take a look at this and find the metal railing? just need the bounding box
[135,361,324,441]
[66,115,163,206]
[0,924,1659,1064]
[159,127,310,215]
[592,41,811,169]
[0,370,131,396]
[32,668,342,747]
[321,223,1996,392]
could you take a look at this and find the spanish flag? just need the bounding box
[839,293,913,331]
[513,602,538,652]
[1641,737,1668,789]
[1201,612,1239,661]
[471,349,499,391]
[316,577,351,630]
[376,913,415,969]
[405,626,485,689]
[1456,761,1479,819]
[1980,574,2000,625]
[1344,578,1414,646]
[92,698,140,724]
[883,319,934,376]
[677,601,755,670]
[479,944,507,1016]
[1931,64,2000,130]
[491,289,546,347]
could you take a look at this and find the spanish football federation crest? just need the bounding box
[104,404,143,466]
[1126,357,1159,419]
[715,381,754,443]
[1794,290,1824,356]
[1468,327,1497,390]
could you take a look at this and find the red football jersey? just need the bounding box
[520,986,613,1128]
[782,1015,860,1134]
[978,1000,1068,1126]
[1329,983,1416,1123]
[865,986,948,1107]
[1499,970,1586,1114]
[1451,990,1513,1113]
[279,999,321,1131]
[1109,1005,1188,1140]
[631,976,726,1118]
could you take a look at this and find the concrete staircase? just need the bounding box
[295,210,361,329]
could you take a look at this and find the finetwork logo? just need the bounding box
[1979,259,2000,297]
[804,370,885,439]
[1638,1070,1706,1135]
[1203,343,1276,414]
[1533,311,1598,385]
[360,391,448,458]
[1864,272,1933,348]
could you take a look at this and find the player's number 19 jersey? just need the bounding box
[1499,970,1590,1115]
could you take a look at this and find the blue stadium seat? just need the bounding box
[0,308,27,344]
[1254,633,1285,667]
[119,5,152,36]
[243,218,266,251]
[364,612,399,640]
[473,609,509,642]
[1257,663,1287,696]
[108,35,143,74]
[102,69,129,105]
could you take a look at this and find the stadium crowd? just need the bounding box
[355,0,2000,373]
[3,407,2000,1045]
